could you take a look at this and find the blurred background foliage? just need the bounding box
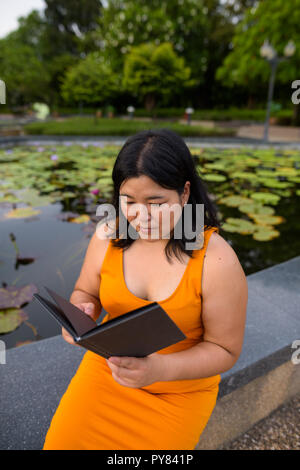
[0,0,299,122]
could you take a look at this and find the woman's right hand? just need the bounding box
[62,302,97,346]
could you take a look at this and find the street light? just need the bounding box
[127,106,135,120]
[0,79,5,104]
[185,107,194,125]
[260,39,296,143]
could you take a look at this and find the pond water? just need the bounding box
[0,143,299,350]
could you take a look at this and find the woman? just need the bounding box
[43,129,248,450]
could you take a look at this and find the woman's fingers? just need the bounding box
[79,303,98,321]
[62,327,78,346]
[61,302,97,345]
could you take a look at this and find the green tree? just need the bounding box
[0,2,104,108]
[92,0,254,108]
[0,37,51,106]
[60,51,122,106]
[216,0,300,90]
[43,0,104,56]
[122,42,197,110]
[94,0,208,88]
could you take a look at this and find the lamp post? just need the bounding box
[127,105,135,120]
[260,39,296,143]
[0,79,6,104]
[185,107,194,125]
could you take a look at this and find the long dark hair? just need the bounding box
[107,128,221,264]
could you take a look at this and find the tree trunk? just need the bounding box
[292,104,300,126]
[247,95,255,109]
[144,93,156,112]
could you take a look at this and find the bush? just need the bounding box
[23,116,237,137]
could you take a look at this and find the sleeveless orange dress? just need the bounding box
[43,226,221,450]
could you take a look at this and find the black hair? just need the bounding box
[107,128,221,264]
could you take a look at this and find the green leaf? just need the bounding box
[0,308,28,334]
[250,192,280,205]
[4,207,41,219]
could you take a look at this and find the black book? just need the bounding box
[33,287,186,359]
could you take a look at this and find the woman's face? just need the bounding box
[119,175,190,241]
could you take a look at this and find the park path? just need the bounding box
[182,119,300,143]
[237,124,300,142]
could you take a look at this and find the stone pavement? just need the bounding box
[181,119,300,143]
[219,392,300,450]
[236,124,300,143]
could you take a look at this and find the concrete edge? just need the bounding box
[196,358,300,449]
[218,344,293,398]
[1,135,300,149]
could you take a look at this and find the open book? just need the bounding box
[33,287,186,359]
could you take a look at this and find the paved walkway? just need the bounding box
[237,124,300,142]
[182,119,300,143]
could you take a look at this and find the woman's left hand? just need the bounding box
[106,352,167,388]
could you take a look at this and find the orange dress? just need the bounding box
[43,226,221,450]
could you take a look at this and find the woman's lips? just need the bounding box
[138,224,157,231]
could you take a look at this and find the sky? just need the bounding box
[0,0,45,39]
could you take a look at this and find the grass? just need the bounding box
[23,116,237,137]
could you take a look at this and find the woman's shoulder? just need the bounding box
[202,229,247,293]
[205,229,241,266]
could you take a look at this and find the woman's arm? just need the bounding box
[160,233,248,381]
[69,226,112,321]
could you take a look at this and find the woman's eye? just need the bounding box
[126,202,164,206]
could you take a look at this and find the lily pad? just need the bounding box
[222,218,256,234]
[249,214,285,226]
[4,207,41,219]
[261,179,293,189]
[231,171,258,181]
[204,162,228,171]
[275,167,298,177]
[202,173,227,182]
[0,284,38,309]
[239,204,275,216]
[68,214,90,224]
[19,188,54,207]
[0,308,28,334]
[250,192,280,205]
[0,193,22,204]
[219,195,251,207]
[253,226,280,241]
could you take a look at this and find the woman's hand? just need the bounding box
[62,302,97,346]
[106,352,167,388]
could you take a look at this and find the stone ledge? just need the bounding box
[2,135,300,149]
[196,359,300,449]
[0,256,299,450]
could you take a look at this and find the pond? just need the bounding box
[0,143,299,350]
